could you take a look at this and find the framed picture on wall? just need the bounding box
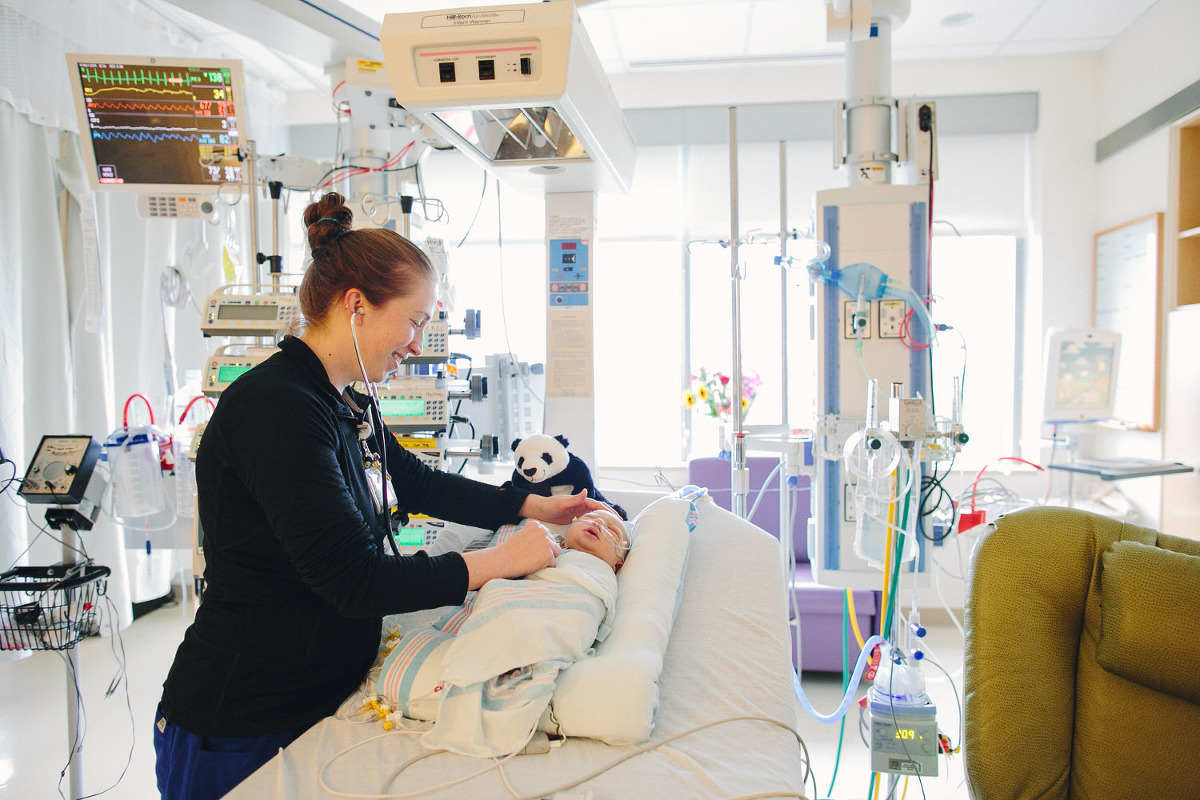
[1093,212,1164,431]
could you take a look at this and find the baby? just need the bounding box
[378,505,632,758]
[558,506,630,572]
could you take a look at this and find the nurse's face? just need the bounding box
[358,274,437,383]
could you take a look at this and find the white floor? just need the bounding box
[0,588,190,800]
[0,588,972,800]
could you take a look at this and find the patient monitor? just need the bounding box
[1042,328,1121,424]
[64,53,248,218]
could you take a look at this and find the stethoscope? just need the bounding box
[349,306,405,558]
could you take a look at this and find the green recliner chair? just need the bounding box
[964,507,1200,799]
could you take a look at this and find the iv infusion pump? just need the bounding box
[396,436,442,470]
[378,382,449,433]
[402,318,449,364]
[201,284,302,337]
[203,346,277,397]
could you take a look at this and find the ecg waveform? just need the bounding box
[87,101,196,112]
[78,66,231,88]
[85,85,195,98]
[75,61,243,188]
[91,131,208,143]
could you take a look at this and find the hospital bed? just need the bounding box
[228,489,811,799]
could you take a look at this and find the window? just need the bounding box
[318,129,1029,473]
[929,234,1021,470]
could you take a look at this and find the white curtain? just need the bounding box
[0,99,135,636]
[1,0,289,636]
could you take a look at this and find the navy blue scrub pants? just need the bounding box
[153,705,305,800]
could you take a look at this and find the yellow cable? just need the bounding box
[880,471,897,633]
[902,775,909,799]
[845,589,866,650]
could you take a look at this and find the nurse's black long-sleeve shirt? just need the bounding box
[160,336,529,737]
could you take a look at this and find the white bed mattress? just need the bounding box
[229,494,810,800]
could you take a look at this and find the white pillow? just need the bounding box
[539,489,701,744]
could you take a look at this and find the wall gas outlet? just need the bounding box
[845,301,871,338]
[878,300,906,339]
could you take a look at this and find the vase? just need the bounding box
[692,416,729,457]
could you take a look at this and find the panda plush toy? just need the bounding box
[508,433,626,520]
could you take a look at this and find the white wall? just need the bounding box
[1091,0,1200,526]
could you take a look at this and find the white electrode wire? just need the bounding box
[795,634,885,723]
[931,544,966,644]
[72,594,138,800]
[318,716,813,800]
[316,728,520,798]
[499,716,813,800]
[922,654,964,755]
[55,645,87,800]
[4,493,90,570]
[492,182,543,407]
[779,479,802,668]
[746,460,784,525]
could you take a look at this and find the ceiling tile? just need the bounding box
[1013,0,1159,42]
[894,0,1046,51]
[745,0,838,58]
[606,1,754,64]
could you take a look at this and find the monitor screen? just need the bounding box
[217,303,279,321]
[395,527,427,548]
[65,54,248,194]
[381,397,426,418]
[1043,328,1121,424]
[216,365,253,383]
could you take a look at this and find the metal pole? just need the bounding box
[60,523,83,798]
[245,140,261,286]
[779,141,789,428]
[729,108,748,518]
[778,140,792,568]
[270,182,282,294]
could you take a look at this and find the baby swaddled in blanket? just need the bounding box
[377,508,630,757]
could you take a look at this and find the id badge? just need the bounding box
[365,462,386,515]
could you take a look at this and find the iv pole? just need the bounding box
[729,107,749,517]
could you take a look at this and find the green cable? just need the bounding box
[825,593,850,798]
[883,461,913,642]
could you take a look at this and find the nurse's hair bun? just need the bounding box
[304,192,353,250]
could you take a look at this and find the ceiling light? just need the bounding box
[940,12,977,28]
[381,2,636,194]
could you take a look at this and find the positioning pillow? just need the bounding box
[539,488,701,744]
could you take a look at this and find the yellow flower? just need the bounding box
[697,386,709,401]
[741,396,749,410]
[684,391,696,408]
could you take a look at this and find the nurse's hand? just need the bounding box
[463,520,560,589]
[519,490,610,526]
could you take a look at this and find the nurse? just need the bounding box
[154,191,602,800]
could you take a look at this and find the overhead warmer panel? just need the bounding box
[381,2,636,194]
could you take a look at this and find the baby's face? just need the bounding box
[563,508,629,572]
